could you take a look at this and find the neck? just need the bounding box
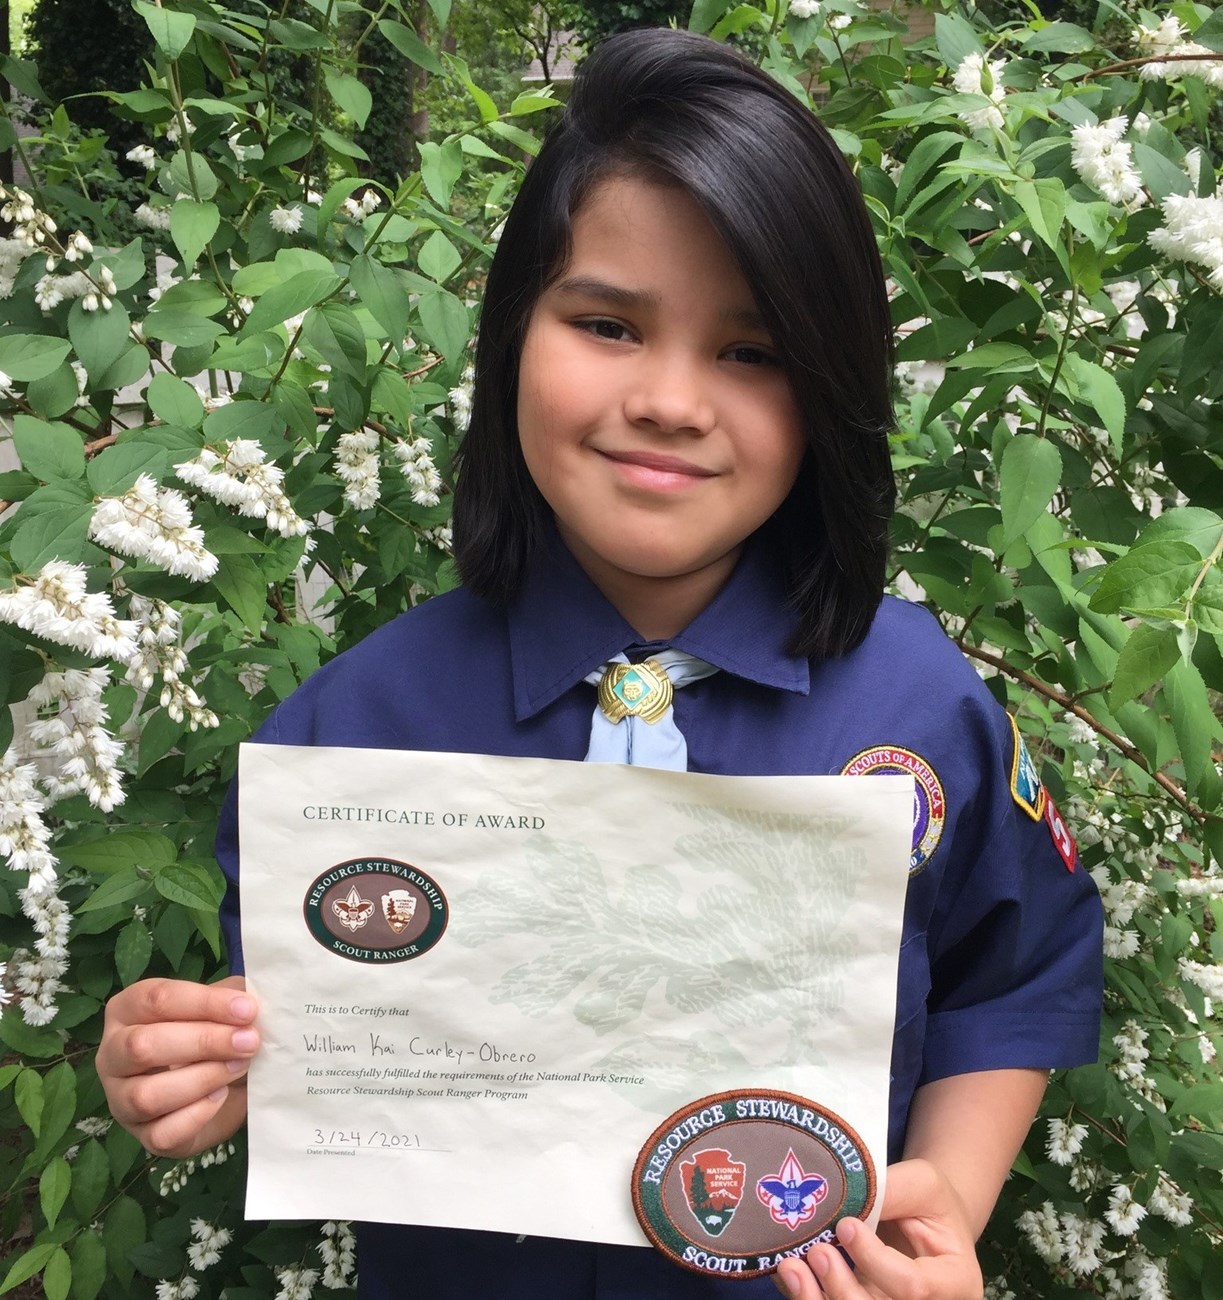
[559,530,740,640]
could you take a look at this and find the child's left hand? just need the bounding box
[773,1158,983,1300]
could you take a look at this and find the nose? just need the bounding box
[622,347,715,436]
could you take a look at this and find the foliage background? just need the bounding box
[0,1,1221,1298]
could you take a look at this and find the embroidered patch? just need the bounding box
[1008,715,1047,822]
[631,1090,876,1281]
[304,857,449,962]
[841,746,946,874]
[1043,795,1078,873]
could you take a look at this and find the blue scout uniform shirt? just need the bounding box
[217,535,1103,1300]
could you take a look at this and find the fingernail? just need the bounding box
[836,1218,858,1247]
[226,1058,249,1074]
[232,1028,259,1053]
[231,995,256,1020]
[207,1085,228,1104]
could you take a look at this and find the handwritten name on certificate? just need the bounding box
[239,744,912,1247]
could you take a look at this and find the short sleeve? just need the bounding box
[919,702,1103,1084]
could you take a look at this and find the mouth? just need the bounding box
[597,449,718,483]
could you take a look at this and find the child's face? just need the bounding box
[516,174,804,623]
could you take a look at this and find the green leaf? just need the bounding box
[447,54,497,122]
[147,372,205,428]
[1022,22,1095,53]
[946,342,1038,373]
[262,127,312,168]
[1090,541,1201,615]
[154,861,226,911]
[1139,507,1223,559]
[241,270,342,337]
[43,1249,71,1300]
[133,0,197,58]
[1000,434,1061,546]
[689,0,733,34]
[26,361,83,419]
[14,1067,44,1137]
[417,290,470,363]
[115,918,154,986]
[37,1061,78,1153]
[1066,356,1127,453]
[1133,142,1191,202]
[168,148,218,202]
[10,415,86,482]
[40,1157,71,1228]
[317,177,368,232]
[0,1242,58,1296]
[934,12,984,69]
[212,552,267,630]
[202,400,285,456]
[69,1232,106,1300]
[75,870,155,914]
[1165,659,1223,807]
[324,69,372,129]
[142,310,227,349]
[378,18,446,73]
[349,256,410,345]
[68,301,131,383]
[418,139,464,209]
[69,1141,110,1221]
[103,1196,146,1287]
[418,230,462,284]
[301,303,367,377]
[893,132,963,214]
[1194,6,1223,50]
[1110,623,1181,711]
[86,441,170,496]
[11,494,93,572]
[1013,178,1067,253]
[170,199,220,269]
[0,334,73,382]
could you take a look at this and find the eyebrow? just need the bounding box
[551,275,767,331]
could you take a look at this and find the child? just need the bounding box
[98,26,1103,1300]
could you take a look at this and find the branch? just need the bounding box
[960,642,1205,821]
[1076,51,1223,82]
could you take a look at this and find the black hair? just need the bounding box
[451,26,895,660]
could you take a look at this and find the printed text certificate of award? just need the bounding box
[240,744,912,1247]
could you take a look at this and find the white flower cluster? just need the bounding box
[270,205,304,235]
[0,561,138,662]
[335,428,381,509]
[1111,1019,1149,1084]
[135,203,173,232]
[448,365,474,433]
[0,184,57,249]
[0,236,30,298]
[1176,872,1223,898]
[0,750,70,1024]
[1148,193,1223,292]
[75,1115,112,1137]
[789,0,819,18]
[1015,1200,1062,1263]
[983,1280,1015,1300]
[26,667,125,811]
[157,1139,236,1196]
[1070,118,1145,208]
[342,189,382,221]
[1105,1184,1147,1236]
[1045,1116,1089,1166]
[126,596,219,730]
[126,144,157,169]
[154,1278,199,1300]
[1148,1173,1194,1226]
[1137,17,1223,89]
[1061,1212,1106,1273]
[187,1218,232,1271]
[275,1265,320,1300]
[318,1220,357,1288]
[1178,957,1223,1002]
[1089,864,1151,961]
[176,439,309,538]
[89,475,219,581]
[420,522,453,554]
[392,436,444,506]
[953,52,1007,131]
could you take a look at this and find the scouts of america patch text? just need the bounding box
[840,746,945,874]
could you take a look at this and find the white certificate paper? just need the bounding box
[240,744,912,1246]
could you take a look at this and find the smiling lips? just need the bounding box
[598,448,719,492]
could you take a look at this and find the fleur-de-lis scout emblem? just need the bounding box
[597,659,674,725]
[331,885,374,932]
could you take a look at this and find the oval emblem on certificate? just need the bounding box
[303,857,448,963]
[840,745,945,875]
[631,1089,876,1280]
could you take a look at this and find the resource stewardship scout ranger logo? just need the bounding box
[304,856,448,963]
[632,1089,876,1280]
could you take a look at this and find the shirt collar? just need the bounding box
[507,532,810,721]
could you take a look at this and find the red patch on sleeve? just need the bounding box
[1043,795,1078,872]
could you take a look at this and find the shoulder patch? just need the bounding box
[1043,794,1078,872]
[1008,715,1046,822]
[841,746,945,875]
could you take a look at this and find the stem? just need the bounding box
[961,642,1204,822]
[1037,250,1078,440]
[301,0,338,199]
[1185,530,1223,606]
[1076,51,1223,82]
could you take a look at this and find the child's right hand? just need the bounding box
[97,975,260,1158]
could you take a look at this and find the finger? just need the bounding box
[836,1218,981,1300]
[100,1016,260,1079]
[131,1079,247,1159]
[108,1059,249,1130]
[774,1257,827,1300]
[106,978,257,1031]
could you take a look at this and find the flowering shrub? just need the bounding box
[0,1,1220,1298]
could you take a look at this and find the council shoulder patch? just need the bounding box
[841,746,945,874]
[1043,794,1078,873]
[631,1089,876,1281]
[1008,714,1047,822]
[303,856,448,962]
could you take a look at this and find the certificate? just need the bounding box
[240,744,912,1262]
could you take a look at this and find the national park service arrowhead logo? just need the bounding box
[631,1089,876,1281]
[304,857,448,963]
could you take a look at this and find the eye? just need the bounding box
[725,344,779,366]
[573,318,633,342]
